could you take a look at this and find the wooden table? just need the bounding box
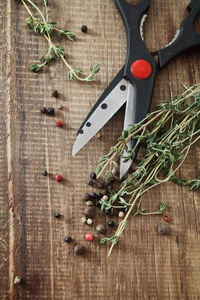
[1,0,200,299]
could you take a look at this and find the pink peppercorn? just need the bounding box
[85,233,93,242]
[164,216,170,222]
[55,174,63,182]
[56,120,64,127]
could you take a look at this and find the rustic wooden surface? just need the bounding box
[0,0,200,299]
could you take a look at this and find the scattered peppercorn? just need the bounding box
[64,236,72,243]
[74,245,85,255]
[81,25,88,33]
[106,210,111,216]
[95,132,101,139]
[14,276,21,285]
[84,206,95,218]
[103,195,109,201]
[40,106,47,114]
[95,200,101,208]
[118,211,124,218]
[86,201,93,206]
[56,120,64,127]
[54,212,61,218]
[87,218,93,225]
[87,179,94,186]
[97,182,105,189]
[107,185,113,191]
[41,170,48,176]
[158,224,170,235]
[85,233,93,242]
[55,174,63,182]
[97,193,103,198]
[82,193,91,201]
[96,224,106,234]
[164,216,170,222]
[108,220,115,227]
[90,172,96,180]
[47,107,55,115]
[52,90,59,98]
[90,192,98,199]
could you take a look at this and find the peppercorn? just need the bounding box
[47,107,55,115]
[96,224,106,234]
[64,236,72,243]
[40,106,47,114]
[107,185,113,191]
[85,233,93,242]
[97,193,103,198]
[74,245,85,255]
[90,192,98,199]
[52,90,59,98]
[81,25,88,33]
[118,211,124,218]
[84,206,95,218]
[164,216,170,222]
[54,212,61,218]
[97,182,105,189]
[41,170,48,176]
[82,193,90,201]
[106,210,111,216]
[87,218,93,225]
[87,179,94,186]
[56,120,64,127]
[158,224,170,235]
[55,174,63,182]
[108,220,115,227]
[90,172,96,180]
[95,200,101,208]
[103,195,109,201]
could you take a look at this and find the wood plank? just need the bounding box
[1,0,200,299]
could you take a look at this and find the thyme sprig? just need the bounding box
[20,0,100,81]
[96,84,200,256]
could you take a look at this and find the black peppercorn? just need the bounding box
[87,179,94,186]
[96,224,106,234]
[107,185,113,191]
[40,106,47,114]
[64,236,72,243]
[84,206,95,218]
[90,192,98,199]
[106,210,111,216]
[90,172,96,180]
[95,200,101,208]
[41,170,48,176]
[97,193,103,198]
[74,245,85,255]
[54,212,60,218]
[108,220,115,227]
[47,107,55,115]
[158,224,170,235]
[81,25,88,33]
[82,193,91,201]
[97,182,105,189]
[52,90,59,98]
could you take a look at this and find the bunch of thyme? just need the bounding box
[96,83,200,256]
[20,0,100,81]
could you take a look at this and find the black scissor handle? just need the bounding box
[158,0,200,69]
[115,0,155,81]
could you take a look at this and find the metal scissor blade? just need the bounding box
[72,68,129,156]
[120,83,135,179]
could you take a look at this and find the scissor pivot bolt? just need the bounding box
[131,59,152,79]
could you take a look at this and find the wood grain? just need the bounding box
[0,0,200,299]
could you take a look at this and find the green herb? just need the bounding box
[21,0,100,81]
[96,83,200,256]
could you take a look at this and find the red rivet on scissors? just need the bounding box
[131,59,152,79]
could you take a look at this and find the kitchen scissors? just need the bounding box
[72,0,200,178]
